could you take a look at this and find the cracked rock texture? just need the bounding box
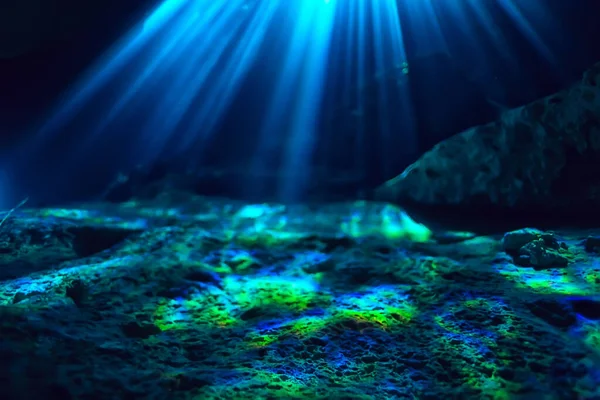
[1,194,600,399]
[376,62,600,215]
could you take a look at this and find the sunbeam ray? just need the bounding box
[497,0,556,64]
[36,0,190,138]
[20,0,568,203]
[279,1,337,200]
[180,0,280,154]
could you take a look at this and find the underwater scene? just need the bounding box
[1,0,600,399]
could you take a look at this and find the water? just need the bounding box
[4,0,589,206]
[1,1,600,398]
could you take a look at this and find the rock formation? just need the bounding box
[1,196,600,398]
[376,61,600,223]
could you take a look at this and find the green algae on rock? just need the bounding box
[0,197,599,398]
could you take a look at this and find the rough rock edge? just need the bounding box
[376,62,600,209]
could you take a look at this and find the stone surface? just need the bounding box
[584,235,600,252]
[1,195,600,399]
[375,62,600,216]
[502,228,544,253]
[503,228,571,269]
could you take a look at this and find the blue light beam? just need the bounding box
[20,0,562,204]
[279,1,337,200]
[370,0,414,178]
[30,0,266,167]
[244,1,337,201]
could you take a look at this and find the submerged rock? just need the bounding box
[375,62,600,221]
[502,228,545,253]
[584,235,600,252]
[1,197,600,398]
[502,228,571,269]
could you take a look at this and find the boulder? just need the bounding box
[502,228,571,269]
[376,61,600,222]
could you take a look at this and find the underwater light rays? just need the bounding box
[279,2,337,200]
[87,1,241,136]
[461,0,513,57]
[68,0,257,167]
[32,0,564,198]
[35,0,190,137]
[369,0,414,177]
[89,13,205,136]
[249,2,332,179]
[403,0,448,53]
[382,0,416,161]
[354,0,368,172]
[137,4,250,161]
[381,0,407,68]
[371,1,392,141]
[142,0,188,33]
[496,0,556,64]
[177,0,280,154]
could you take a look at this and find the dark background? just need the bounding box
[1,0,600,207]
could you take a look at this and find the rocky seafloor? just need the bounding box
[1,194,600,399]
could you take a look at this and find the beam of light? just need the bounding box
[26,0,273,167]
[34,0,191,140]
[96,4,231,130]
[278,2,337,200]
[78,0,269,164]
[330,0,369,175]
[402,0,449,57]
[177,0,279,157]
[354,0,368,173]
[136,3,248,161]
[17,0,564,204]
[455,2,510,53]
[247,1,337,201]
[372,2,392,149]
[495,0,556,64]
[445,0,557,82]
[370,0,414,178]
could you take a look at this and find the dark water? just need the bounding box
[0,0,599,208]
